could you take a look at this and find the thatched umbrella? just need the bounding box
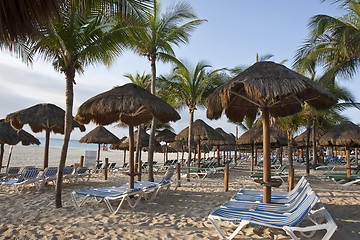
[109,136,127,166]
[0,119,40,170]
[213,128,236,165]
[319,121,360,177]
[6,103,86,170]
[206,61,337,203]
[75,83,180,188]
[79,126,120,164]
[237,125,288,172]
[155,129,176,162]
[175,119,224,170]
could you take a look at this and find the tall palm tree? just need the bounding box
[128,0,206,181]
[28,2,147,208]
[294,0,360,84]
[158,60,226,180]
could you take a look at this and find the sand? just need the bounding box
[0,145,359,239]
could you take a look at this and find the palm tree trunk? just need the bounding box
[147,58,157,182]
[44,128,50,170]
[55,67,74,208]
[186,108,194,181]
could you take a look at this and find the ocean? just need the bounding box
[38,138,99,150]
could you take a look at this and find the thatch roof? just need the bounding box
[294,126,325,146]
[175,119,224,145]
[109,136,127,150]
[206,61,337,122]
[237,125,288,146]
[6,103,86,134]
[75,83,180,126]
[155,129,177,143]
[110,130,161,150]
[0,119,40,146]
[156,145,177,153]
[0,0,60,42]
[319,121,360,147]
[79,126,120,144]
[215,128,236,145]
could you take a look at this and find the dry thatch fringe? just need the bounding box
[110,130,161,150]
[79,126,120,144]
[155,129,177,143]
[175,119,224,145]
[319,121,360,147]
[206,61,337,123]
[0,119,40,145]
[237,125,288,147]
[215,127,236,145]
[6,103,85,134]
[75,83,181,126]
[0,0,60,42]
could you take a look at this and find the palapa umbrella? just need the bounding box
[175,119,224,170]
[155,129,176,162]
[6,103,86,170]
[206,61,337,203]
[237,125,288,173]
[319,121,360,177]
[79,126,120,164]
[0,119,40,170]
[214,128,236,165]
[109,136,127,166]
[75,83,180,188]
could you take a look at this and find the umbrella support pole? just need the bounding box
[128,125,135,189]
[261,107,271,204]
[288,168,294,192]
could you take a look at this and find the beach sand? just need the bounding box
[0,145,359,239]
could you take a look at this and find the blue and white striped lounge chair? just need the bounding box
[38,167,58,189]
[0,168,41,192]
[71,167,91,184]
[222,184,313,213]
[63,166,75,184]
[208,191,337,240]
[0,166,21,179]
[134,168,177,202]
[230,177,309,204]
[71,185,144,214]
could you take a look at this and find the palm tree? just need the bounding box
[294,0,360,84]
[28,2,148,208]
[158,60,226,180]
[128,0,206,181]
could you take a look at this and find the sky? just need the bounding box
[0,0,358,142]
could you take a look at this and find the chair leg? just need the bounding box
[208,217,248,239]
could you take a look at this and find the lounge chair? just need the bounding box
[250,165,288,182]
[208,191,337,240]
[38,167,58,189]
[71,185,144,214]
[134,168,177,202]
[63,166,75,184]
[0,167,21,179]
[329,174,360,186]
[231,177,309,204]
[0,168,41,192]
[71,167,91,184]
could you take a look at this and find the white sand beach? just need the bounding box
[0,145,359,239]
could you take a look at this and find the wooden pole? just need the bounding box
[128,125,134,189]
[104,158,108,180]
[288,168,294,192]
[197,140,201,170]
[97,143,101,165]
[346,146,351,177]
[224,164,229,192]
[217,147,220,166]
[44,129,50,170]
[0,143,4,171]
[123,150,126,167]
[261,107,271,203]
[176,163,181,187]
[356,147,358,167]
[80,156,84,167]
